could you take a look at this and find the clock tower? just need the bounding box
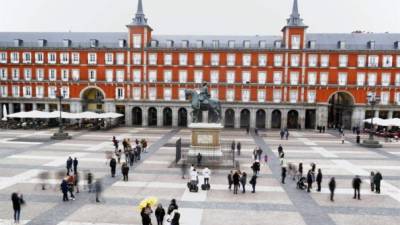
[282,0,308,49]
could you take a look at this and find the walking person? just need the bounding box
[73,157,78,174]
[11,193,24,224]
[352,175,362,200]
[280,129,285,140]
[233,171,240,195]
[122,163,129,181]
[141,204,152,225]
[168,206,180,225]
[95,179,103,203]
[155,204,165,225]
[74,172,80,193]
[249,175,257,193]
[197,153,202,167]
[181,161,187,179]
[112,136,119,150]
[278,145,284,158]
[316,169,323,192]
[341,133,345,144]
[285,129,289,140]
[329,177,336,202]
[231,141,235,154]
[115,149,122,164]
[281,167,287,184]
[110,157,117,177]
[298,162,303,179]
[237,142,241,156]
[227,171,233,190]
[307,170,313,192]
[67,175,75,200]
[256,147,263,161]
[66,156,73,175]
[87,171,93,193]
[264,154,268,166]
[252,160,261,176]
[240,172,247,193]
[61,179,69,201]
[203,167,210,185]
[374,171,383,194]
[370,171,375,192]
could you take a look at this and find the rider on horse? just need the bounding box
[198,83,210,106]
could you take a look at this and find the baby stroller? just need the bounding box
[297,177,306,190]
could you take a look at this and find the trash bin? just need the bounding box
[356,135,360,144]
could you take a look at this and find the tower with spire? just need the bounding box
[127,0,153,48]
[282,0,308,49]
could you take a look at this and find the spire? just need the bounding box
[286,0,306,27]
[130,0,148,26]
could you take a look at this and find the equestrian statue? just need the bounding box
[185,83,222,123]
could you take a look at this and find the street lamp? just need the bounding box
[361,93,382,148]
[51,87,71,140]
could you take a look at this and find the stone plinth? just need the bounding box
[188,123,223,159]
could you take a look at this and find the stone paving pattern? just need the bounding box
[0,127,398,225]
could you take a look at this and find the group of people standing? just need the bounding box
[228,170,257,194]
[280,128,290,140]
[141,199,180,225]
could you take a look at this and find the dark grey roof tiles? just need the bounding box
[0,32,399,50]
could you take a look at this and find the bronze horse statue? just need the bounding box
[185,89,222,123]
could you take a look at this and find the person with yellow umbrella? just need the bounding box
[138,197,157,225]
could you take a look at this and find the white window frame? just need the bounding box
[226,89,235,102]
[36,68,44,81]
[381,73,391,86]
[338,72,347,86]
[0,52,7,64]
[273,89,282,103]
[148,70,157,83]
[133,53,141,65]
[368,55,379,68]
[258,72,266,84]
[116,53,124,65]
[339,55,348,67]
[133,69,141,83]
[0,68,7,80]
[35,86,44,98]
[357,55,366,67]
[179,53,188,66]
[12,85,20,97]
[24,68,32,81]
[12,68,19,81]
[308,54,317,67]
[72,53,80,64]
[257,89,266,102]
[49,69,57,81]
[35,52,44,64]
[48,86,57,99]
[396,92,400,105]
[381,91,390,105]
[320,72,328,85]
[48,52,57,64]
[210,71,219,84]
[227,71,235,84]
[164,70,172,83]
[320,55,329,67]
[60,53,69,64]
[105,69,113,82]
[72,69,80,81]
[88,53,97,65]
[383,55,393,68]
[273,71,282,85]
[179,70,187,83]
[242,89,250,102]
[116,87,125,100]
[116,70,125,82]
[242,54,251,66]
[368,73,377,86]
[307,90,316,103]
[11,52,19,64]
[396,56,400,68]
[357,73,365,86]
[291,35,301,49]
[258,54,267,67]
[164,54,172,65]
[88,69,97,82]
[195,53,203,66]
[290,54,300,67]
[0,85,7,97]
[61,69,69,81]
[61,86,69,99]
[23,86,32,98]
[242,71,251,84]
[133,88,141,100]
[210,89,219,100]
[289,90,298,103]
[274,54,283,67]
[23,52,32,64]
[211,54,220,66]
[194,70,203,83]
[133,35,142,48]
[227,54,236,66]
[290,72,299,85]
[179,89,185,101]
[149,87,157,100]
[308,72,317,85]
[149,53,157,65]
[105,53,114,65]
[164,88,172,101]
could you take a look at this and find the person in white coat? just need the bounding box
[203,167,211,185]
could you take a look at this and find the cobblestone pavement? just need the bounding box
[0,127,398,225]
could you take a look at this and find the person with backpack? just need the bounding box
[11,192,24,224]
[249,175,257,193]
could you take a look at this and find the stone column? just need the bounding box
[388,111,393,119]
[32,103,37,111]
[202,111,208,123]
[281,109,288,129]
[44,104,49,112]
[250,108,256,128]
[188,108,193,126]
[352,107,365,128]
[20,103,25,112]
[8,103,14,114]
[266,108,272,129]
[70,102,82,113]
[142,106,148,127]
[157,107,163,127]
[374,110,379,118]
[234,108,240,129]
[299,109,306,129]
[125,105,133,126]
[172,107,178,127]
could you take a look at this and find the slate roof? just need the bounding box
[0,32,399,50]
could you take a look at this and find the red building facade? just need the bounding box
[1,0,400,129]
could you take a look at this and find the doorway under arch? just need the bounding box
[148,107,157,127]
[224,109,235,128]
[328,92,354,129]
[271,110,282,129]
[178,108,187,127]
[240,109,250,128]
[81,87,105,112]
[132,107,142,126]
[163,107,173,126]
[287,110,299,129]
[256,109,266,129]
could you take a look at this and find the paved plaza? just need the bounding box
[0,127,399,225]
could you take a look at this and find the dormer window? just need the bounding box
[151,40,158,47]
[338,41,346,49]
[38,39,47,47]
[259,41,267,48]
[118,39,126,48]
[228,40,235,48]
[166,40,174,48]
[291,35,300,49]
[368,41,375,49]
[90,39,98,48]
[63,39,71,48]
[14,39,22,47]
[308,40,316,49]
[274,41,282,49]
[196,40,203,48]
[395,41,400,50]
[212,40,219,48]
[132,35,141,48]
[243,40,251,48]
[181,40,189,48]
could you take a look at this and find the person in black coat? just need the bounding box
[329,177,336,201]
[298,162,303,178]
[281,167,287,184]
[352,175,362,200]
[155,204,166,225]
[141,207,152,225]
[73,157,78,174]
[237,142,241,156]
[122,163,129,181]
[61,179,69,201]
[249,175,257,193]
[316,169,323,192]
[167,199,178,215]
[66,156,73,175]
[232,171,240,194]
[227,171,233,190]
[306,170,313,192]
[11,192,24,224]
[110,157,117,177]
[240,172,247,193]
[374,171,383,194]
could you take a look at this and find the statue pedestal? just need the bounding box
[188,123,223,160]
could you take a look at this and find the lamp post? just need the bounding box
[361,93,382,148]
[51,88,71,140]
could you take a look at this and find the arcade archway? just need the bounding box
[148,107,157,126]
[178,108,187,127]
[81,87,105,112]
[240,109,250,128]
[256,109,266,129]
[271,110,282,129]
[287,110,299,129]
[132,107,142,126]
[328,92,354,129]
[163,107,173,126]
[224,109,235,128]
